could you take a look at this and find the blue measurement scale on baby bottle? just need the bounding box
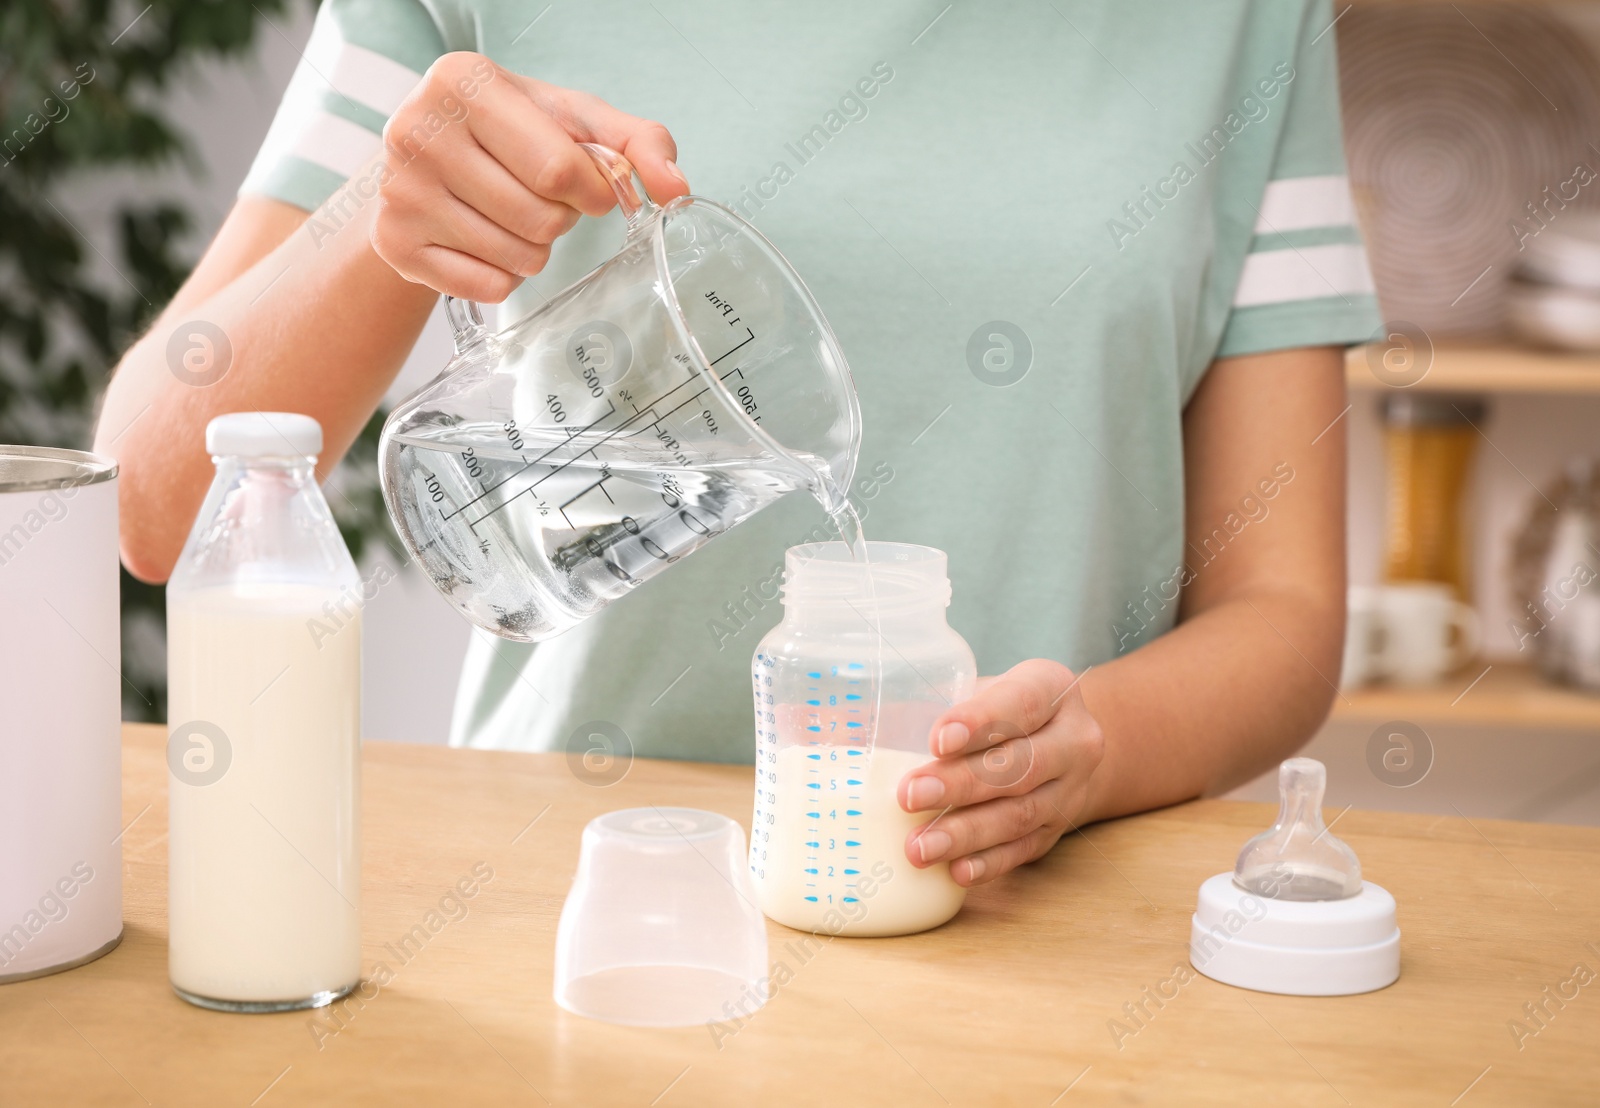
[751,653,874,912]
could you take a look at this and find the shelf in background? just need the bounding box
[1345,340,1600,396]
[1331,660,1600,731]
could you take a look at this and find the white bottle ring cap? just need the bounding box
[205,412,322,458]
[1190,873,1401,996]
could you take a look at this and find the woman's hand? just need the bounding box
[897,659,1105,887]
[371,52,689,302]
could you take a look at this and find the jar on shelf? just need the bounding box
[1381,393,1485,598]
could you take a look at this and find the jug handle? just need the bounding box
[441,144,659,354]
[576,142,659,237]
[443,297,486,354]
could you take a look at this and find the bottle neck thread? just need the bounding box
[781,541,952,621]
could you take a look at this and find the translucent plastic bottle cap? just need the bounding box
[206,412,322,458]
[1190,758,1400,996]
[554,807,769,1027]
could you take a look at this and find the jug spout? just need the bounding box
[444,297,489,356]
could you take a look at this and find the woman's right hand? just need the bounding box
[369,52,688,303]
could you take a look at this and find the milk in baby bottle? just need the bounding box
[750,542,976,936]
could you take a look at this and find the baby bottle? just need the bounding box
[166,413,362,1011]
[749,542,976,936]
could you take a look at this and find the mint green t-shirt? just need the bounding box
[242,1,1380,760]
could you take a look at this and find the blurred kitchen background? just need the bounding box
[9,1,1600,822]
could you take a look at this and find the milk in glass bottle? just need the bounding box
[166,413,361,1010]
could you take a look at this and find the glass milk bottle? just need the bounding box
[166,413,361,1011]
[750,542,976,936]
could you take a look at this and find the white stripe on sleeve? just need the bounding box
[247,15,420,174]
[285,111,385,179]
[1252,175,1358,234]
[1231,243,1376,308]
[303,16,424,116]
[242,16,424,192]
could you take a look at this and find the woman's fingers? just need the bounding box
[899,668,1096,812]
[441,146,582,247]
[402,244,529,303]
[374,170,550,300]
[467,73,619,216]
[899,728,1068,813]
[371,51,688,295]
[892,658,1106,887]
[906,776,1074,870]
[430,191,553,276]
[927,658,1082,758]
[950,824,1067,887]
[523,80,689,204]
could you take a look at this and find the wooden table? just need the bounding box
[4,725,1599,1106]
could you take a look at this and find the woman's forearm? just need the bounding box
[1076,583,1345,824]
[93,171,437,582]
[1074,345,1349,825]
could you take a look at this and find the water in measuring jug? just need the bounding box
[385,418,864,640]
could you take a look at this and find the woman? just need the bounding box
[95,0,1377,888]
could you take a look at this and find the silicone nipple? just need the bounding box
[1233,758,1362,901]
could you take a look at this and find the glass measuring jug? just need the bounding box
[750,542,976,936]
[379,145,862,641]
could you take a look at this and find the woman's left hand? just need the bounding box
[896,659,1105,886]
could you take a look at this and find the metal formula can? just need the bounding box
[0,446,123,982]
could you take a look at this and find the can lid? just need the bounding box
[206,412,322,458]
[0,445,117,493]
